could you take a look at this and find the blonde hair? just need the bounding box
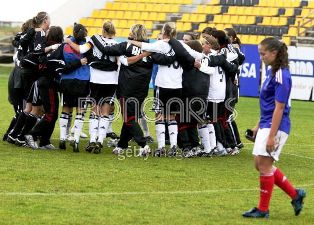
[130,24,147,41]
[103,21,116,37]
[204,36,220,51]
[162,22,176,38]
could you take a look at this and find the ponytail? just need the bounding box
[261,37,289,74]
[32,12,48,28]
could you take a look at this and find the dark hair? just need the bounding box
[184,32,196,41]
[32,12,48,27]
[212,30,230,48]
[73,23,87,43]
[202,27,216,35]
[21,19,33,33]
[186,40,203,53]
[225,28,241,46]
[260,37,289,74]
[46,26,63,46]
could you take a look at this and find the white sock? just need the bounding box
[67,112,73,136]
[59,112,70,141]
[155,121,165,149]
[198,124,211,153]
[73,113,84,143]
[207,124,217,149]
[89,114,99,143]
[168,120,178,147]
[217,141,224,151]
[107,113,114,133]
[139,115,150,137]
[98,116,110,144]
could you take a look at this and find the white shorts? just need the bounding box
[252,128,289,161]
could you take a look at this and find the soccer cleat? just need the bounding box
[3,133,8,141]
[145,135,154,143]
[236,142,244,149]
[212,147,228,156]
[40,144,57,150]
[154,147,166,157]
[15,135,26,146]
[183,148,195,158]
[59,140,66,150]
[230,147,240,156]
[291,188,306,216]
[7,134,17,144]
[24,135,39,150]
[107,132,119,140]
[242,207,269,218]
[73,141,79,153]
[66,135,75,142]
[112,147,124,155]
[197,150,212,157]
[85,142,96,153]
[167,145,177,157]
[193,146,203,156]
[107,138,119,147]
[93,142,103,154]
[138,145,151,157]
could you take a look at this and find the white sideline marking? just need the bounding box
[1,184,313,197]
[283,153,314,160]
[243,142,314,147]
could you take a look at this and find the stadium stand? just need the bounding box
[65,0,314,46]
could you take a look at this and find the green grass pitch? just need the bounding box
[0,66,313,225]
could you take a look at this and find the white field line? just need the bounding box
[0,184,313,197]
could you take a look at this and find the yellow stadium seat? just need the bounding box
[271,17,279,26]
[94,19,103,27]
[249,35,258,45]
[127,20,136,28]
[268,8,278,16]
[131,12,141,20]
[129,3,137,11]
[284,8,294,17]
[288,27,297,36]
[198,23,208,32]
[197,14,206,23]
[181,14,190,22]
[79,18,88,26]
[116,11,125,19]
[245,16,255,24]
[99,10,108,19]
[196,5,206,14]
[106,2,114,10]
[107,11,115,19]
[151,30,161,38]
[308,1,314,8]
[227,6,237,15]
[157,13,166,21]
[152,4,162,12]
[176,22,184,31]
[213,15,222,23]
[261,17,271,25]
[65,26,73,36]
[150,12,158,21]
[208,0,220,5]
[241,35,249,44]
[230,15,239,24]
[211,6,222,14]
[221,15,230,24]
[122,29,130,37]
[119,20,128,28]
[281,36,291,45]
[86,18,95,27]
[141,12,149,20]
[145,21,153,29]
[120,3,129,10]
[88,27,97,36]
[238,16,246,24]
[183,22,192,31]
[124,11,133,19]
[91,10,100,18]
[278,17,287,26]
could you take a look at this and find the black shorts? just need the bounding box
[20,68,38,100]
[89,83,117,105]
[154,86,182,114]
[205,101,225,122]
[60,79,89,108]
[26,80,42,106]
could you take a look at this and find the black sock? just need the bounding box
[20,114,38,138]
[9,111,27,138]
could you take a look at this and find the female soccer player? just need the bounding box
[243,37,306,218]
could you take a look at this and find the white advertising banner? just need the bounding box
[288,46,314,101]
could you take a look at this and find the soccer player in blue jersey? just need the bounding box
[243,37,306,218]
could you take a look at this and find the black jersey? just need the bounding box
[91,36,153,99]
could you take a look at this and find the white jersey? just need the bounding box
[206,51,226,103]
[142,41,183,89]
[82,36,118,85]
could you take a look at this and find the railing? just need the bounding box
[297,10,314,36]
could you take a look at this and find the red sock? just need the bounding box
[274,168,297,199]
[258,174,274,212]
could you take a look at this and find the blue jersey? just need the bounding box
[259,68,292,134]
